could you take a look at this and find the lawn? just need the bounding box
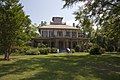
[0,53,120,80]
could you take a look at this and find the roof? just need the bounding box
[39,25,79,30]
[52,17,63,21]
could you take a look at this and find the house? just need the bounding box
[32,17,88,52]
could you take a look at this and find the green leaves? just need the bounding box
[62,0,120,51]
[0,0,31,58]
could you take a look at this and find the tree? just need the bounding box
[0,0,31,60]
[63,0,120,37]
[25,24,39,39]
[73,7,94,38]
[62,0,120,50]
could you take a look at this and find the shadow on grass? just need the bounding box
[0,54,120,80]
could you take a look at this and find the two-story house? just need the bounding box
[32,17,88,51]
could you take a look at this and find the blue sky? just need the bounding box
[20,0,79,25]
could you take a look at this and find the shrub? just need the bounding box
[100,48,106,54]
[75,45,80,52]
[39,48,50,55]
[20,46,31,54]
[89,45,102,55]
[83,50,87,52]
[26,48,40,55]
[117,47,120,52]
[50,48,57,53]
[11,46,31,55]
[38,43,46,48]
[71,49,75,53]
[107,46,115,52]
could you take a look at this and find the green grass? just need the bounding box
[0,53,120,80]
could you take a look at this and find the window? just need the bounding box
[66,31,70,37]
[49,31,54,37]
[42,31,48,38]
[57,31,63,37]
[72,32,77,37]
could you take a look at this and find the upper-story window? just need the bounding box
[66,31,70,37]
[72,31,77,37]
[42,31,48,38]
[57,31,63,37]
[49,31,54,37]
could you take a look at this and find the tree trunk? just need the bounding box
[4,52,10,61]
[4,47,11,61]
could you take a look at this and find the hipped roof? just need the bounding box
[40,25,79,30]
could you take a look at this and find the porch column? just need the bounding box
[78,40,80,45]
[63,41,65,49]
[48,40,51,48]
[55,39,59,48]
[70,41,73,49]
[48,30,49,37]
[66,40,68,48]
[82,41,85,50]
[77,40,79,45]
[70,30,72,38]
[49,40,51,48]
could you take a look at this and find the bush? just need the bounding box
[117,47,120,52]
[38,43,46,48]
[71,49,75,53]
[75,45,80,52]
[39,48,50,55]
[26,48,40,55]
[100,48,106,54]
[11,46,31,55]
[89,45,103,55]
[107,46,115,52]
[50,48,57,53]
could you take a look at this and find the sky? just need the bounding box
[20,0,79,26]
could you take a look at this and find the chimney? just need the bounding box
[73,23,75,27]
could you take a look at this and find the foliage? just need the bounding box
[25,24,39,39]
[11,46,31,55]
[73,8,94,38]
[38,43,46,48]
[89,45,103,55]
[0,0,31,60]
[107,45,115,52]
[14,24,39,53]
[75,45,81,52]
[50,48,57,53]
[117,47,120,52]
[40,21,47,26]
[71,49,75,53]
[62,0,120,51]
[39,48,50,55]
[26,48,40,55]
[93,29,118,52]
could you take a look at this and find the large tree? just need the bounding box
[63,0,120,50]
[0,0,31,60]
[63,0,120,38]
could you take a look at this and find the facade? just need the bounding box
[32,17,88,52]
